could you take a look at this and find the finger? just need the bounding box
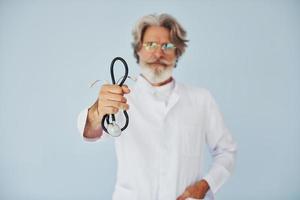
[102,84,124,94]
[102,93,127,102]
[101,106,119,115]
[101,99,129,110]
[122,85,130,94]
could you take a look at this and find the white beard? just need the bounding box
[140,63,174,84]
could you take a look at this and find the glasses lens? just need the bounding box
[162,43,176,51]
[144,42,158,51]
[143,42,176,53]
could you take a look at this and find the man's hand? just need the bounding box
[83,84,130,138]
[96,84,130,117]
[176,179,210,200]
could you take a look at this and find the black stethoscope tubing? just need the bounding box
[101,57,129,136]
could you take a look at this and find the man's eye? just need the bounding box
[163,43,175,50]
[149,42,158,48]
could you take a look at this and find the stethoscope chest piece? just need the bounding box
[107,122,122,137]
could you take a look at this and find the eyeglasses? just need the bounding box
[142,42,176,54]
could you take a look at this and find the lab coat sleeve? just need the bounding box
[202,91,237,196]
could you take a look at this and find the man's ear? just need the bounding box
[136,51,141,64]
[174,58,178,68]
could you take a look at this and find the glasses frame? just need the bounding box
[142,41,176,54]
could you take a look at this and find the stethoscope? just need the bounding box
[101,57,129,137]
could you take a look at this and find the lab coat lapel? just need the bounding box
[165,81,180,115]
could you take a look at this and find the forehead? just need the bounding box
[143,26,171,42]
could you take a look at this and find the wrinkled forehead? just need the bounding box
[142,26,171,43]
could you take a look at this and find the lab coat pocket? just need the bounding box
[113,185,137,200]
[179,123,203,157]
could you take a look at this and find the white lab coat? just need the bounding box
[78,75,237,200]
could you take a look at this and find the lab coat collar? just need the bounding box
[134,74,180,113]
[135,74,177,95]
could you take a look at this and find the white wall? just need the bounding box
[0,0,299,199]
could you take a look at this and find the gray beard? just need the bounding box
[140,63,174,84]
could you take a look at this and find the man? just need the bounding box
[78,13,237,200]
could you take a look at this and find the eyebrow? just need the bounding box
[143,41,172,44]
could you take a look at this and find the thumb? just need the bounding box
[122,85,130,94]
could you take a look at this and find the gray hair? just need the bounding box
[131,13,188,64]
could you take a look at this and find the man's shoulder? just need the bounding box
[176,81,212,97]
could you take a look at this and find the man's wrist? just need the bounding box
[88,103,103,129]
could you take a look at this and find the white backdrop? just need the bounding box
[1,0,299,199]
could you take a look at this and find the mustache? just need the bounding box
[146,59,172,66]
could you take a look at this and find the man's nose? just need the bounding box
[153,48,164,58]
